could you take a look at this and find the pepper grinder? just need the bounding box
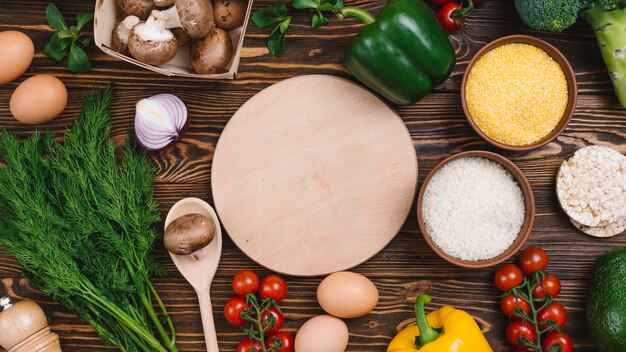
[0,296,62,352]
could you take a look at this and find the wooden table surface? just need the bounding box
[1,1,625,351]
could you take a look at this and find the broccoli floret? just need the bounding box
[514,0,585,32]
[586,0,626,10]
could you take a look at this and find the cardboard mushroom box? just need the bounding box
[94,0,252,78]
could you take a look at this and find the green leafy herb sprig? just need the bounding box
[252,0,345,55]
[0,86,177,352]
[252,4,292,56]
[43,3,93,73]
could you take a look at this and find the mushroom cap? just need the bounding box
[191,28,233,74]
[172,28,192,47]
[117,0,155,19]
[154,0,175,7]
[176,0,215,38]
[214,0,247,31]
[164,214,216,255]
[128,27,178,66]
[111,30,129,55]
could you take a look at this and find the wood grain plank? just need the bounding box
[0,0,625,351]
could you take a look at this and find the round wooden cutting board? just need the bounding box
[211,75,418,276]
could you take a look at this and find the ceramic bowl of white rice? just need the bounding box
[417,150,535,268]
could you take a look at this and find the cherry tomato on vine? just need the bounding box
[495,264,524,291]
[259,275,288,302]
[266,332,294,352]
[506,320,537,348]
[519,247,549,274]
[224,297,250,326]
[233,270,260,296]
[541,331,573,352]
[238,338,262,352]
[437,2,465,32]
[532,274,561,299]
[260,306,284,335]
[500,293,531,318]
[430,0,455,4]
[538,301,568,328]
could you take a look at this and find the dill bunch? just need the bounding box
[0,86,177,352]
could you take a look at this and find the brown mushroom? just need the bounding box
[213,0,247,31]
[111,15,141,55]
[190,28,233,74]
[116,0,155,19]
[154,0,175,7]
[164,214,215,255]
[158,0,215,39]
[172,28,191,47]
[128,10,178,66]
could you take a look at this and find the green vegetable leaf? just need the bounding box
[68,43,91,73]
[267,16,291,56]
[252,3,289,28]
[46,3,68,30]
[44,33,69,61]
[292,0,318,9]
[81,37,92,47]
[57,29,74,39]
[76,12,94,31]
[69,25,78,34]
[311,12,329,28]
[317,3,335,11]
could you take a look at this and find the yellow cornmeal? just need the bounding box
[465,43,568,146]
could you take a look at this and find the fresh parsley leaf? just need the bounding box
[57,29,74,39]
[76,12,94,31]
[252,3,289,28]
[68,43,91,73]
[311,12,328,28]
[46,3,67,30]
[292,0,318,9]
[44,33,69,61]
[253,4,292,56]
[44,3,93,73]
[267,18,290,56]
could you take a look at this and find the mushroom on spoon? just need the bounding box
[164,197,222,352]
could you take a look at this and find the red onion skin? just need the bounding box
[134,94,189,152]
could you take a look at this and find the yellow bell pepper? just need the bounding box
[387,295,493,352]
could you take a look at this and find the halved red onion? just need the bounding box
[134,93,188,151]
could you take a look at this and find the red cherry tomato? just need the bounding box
[437,2,464,32]
[238,338,262,352]
[519,247,549,275]
[500,294,531,318]
[533,274,561,299]
[266,332,294,352]
[541,331,573,352]
[233,270,260,296]
[224,297,249,326]
[506,320,537,348]
[430,0,455,4]
[259,275,288,302]
[495,264,524,292]
[538,301,568,328]
[260,306,284,335]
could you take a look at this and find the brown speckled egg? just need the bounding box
[0,31,34,84]
[10,75,68,124]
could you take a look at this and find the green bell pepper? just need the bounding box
[340,0,456,105]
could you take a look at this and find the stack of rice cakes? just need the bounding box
[557,145,626,237]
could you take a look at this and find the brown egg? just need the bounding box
[295,315,349,352]
[317,271,379,318]
[10,75,68,124]
[0,31,34,84]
